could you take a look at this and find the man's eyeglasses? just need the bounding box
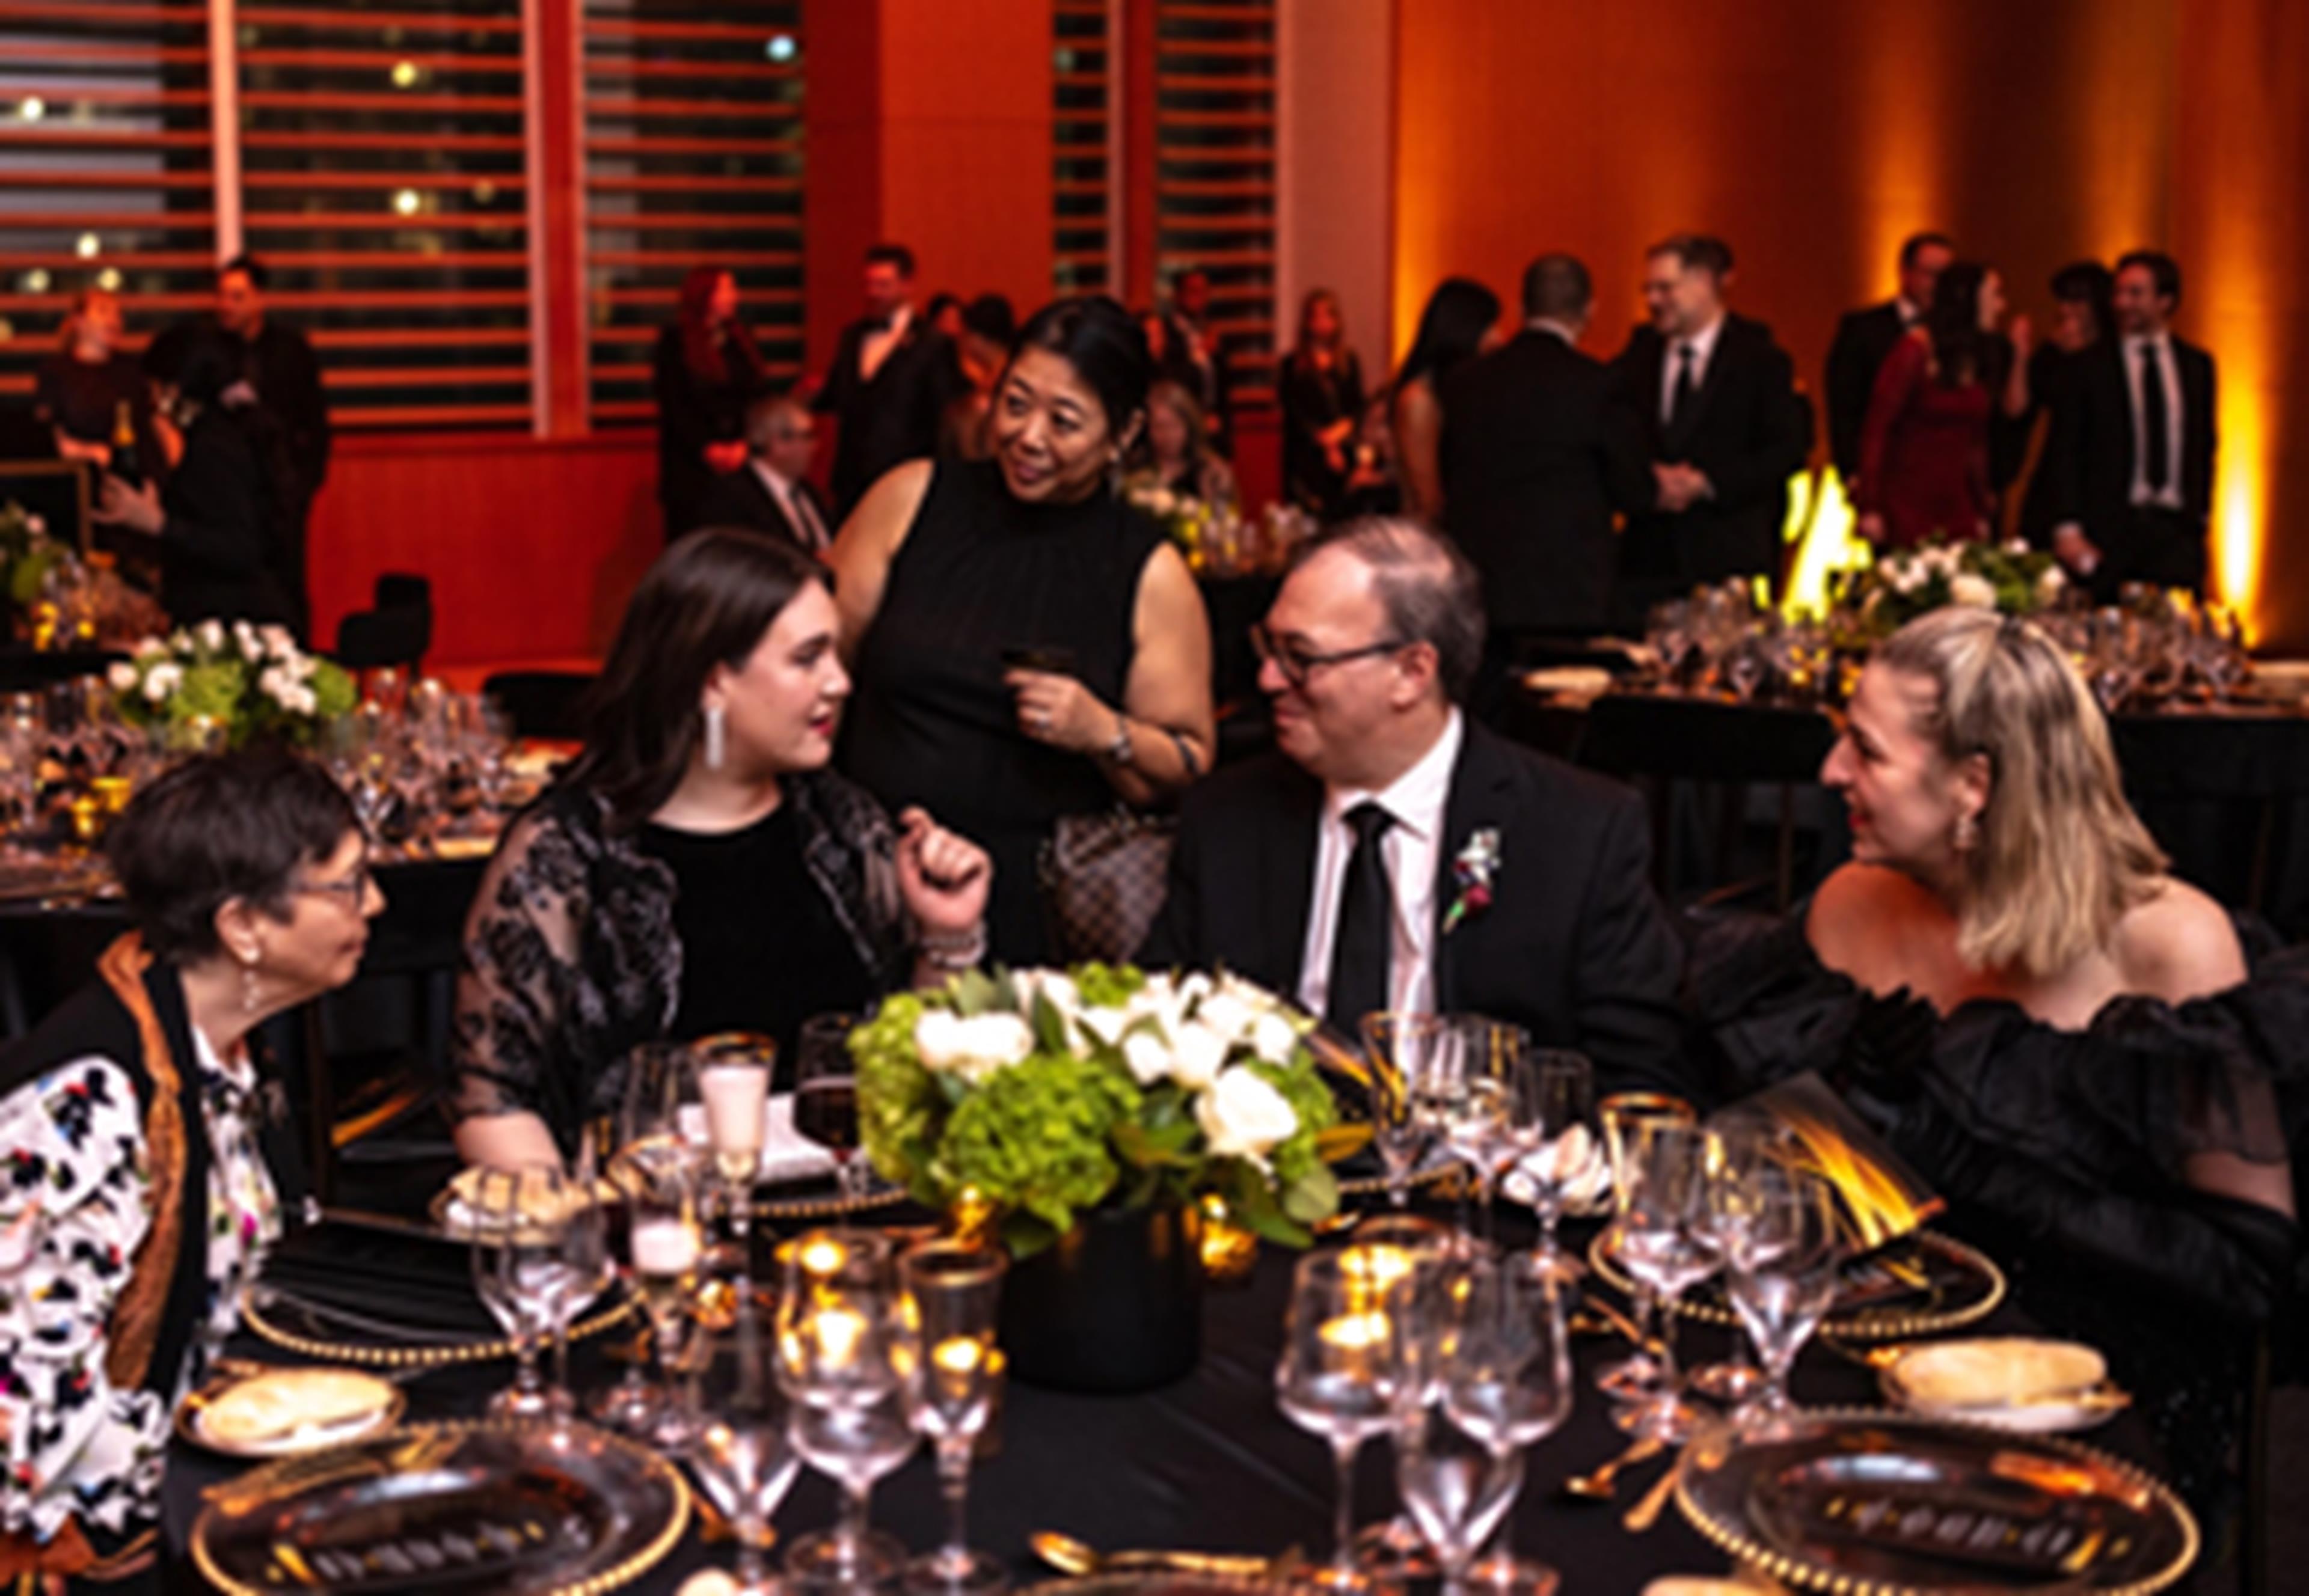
[1250,622,1410,690]
[292,860,373,909]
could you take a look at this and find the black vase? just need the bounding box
[999,1202,1204,1393]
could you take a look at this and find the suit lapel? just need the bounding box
[1430,724,1517,1014]
[1267,766,1322,996]
[1668,318,1735,454]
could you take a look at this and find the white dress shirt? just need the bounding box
[750,458,828,549]
[860,304,912,384]
[1658,313,1725,428]
[1296,711,1465,1022]
[2122,332,2186,510]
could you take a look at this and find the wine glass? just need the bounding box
[1609,1122,1723,1442]
[1723,1162,1844,1432]
[1441,1252,1574,1594]
[1440,1017,1536,1244]
[1393,1399,1524,1596]
[1506,1050,1596,1280]
[1275,1247,1415,1593]
[1593,1092,1697,1401]
[900,1239,1007,1595]
[693,1032,776,1271]
[795,1013,868,1200]
[1359,1012,1446,1209]
[688,1283,803,1596]
[603,1045,709,1443]
[545,1128,613,1426]
[465,1163,573,1419]
[1687,1124,1782,1405]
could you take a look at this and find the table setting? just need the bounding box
[154,967,2199,1596]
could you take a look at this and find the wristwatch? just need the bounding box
[1105,714,1135,766]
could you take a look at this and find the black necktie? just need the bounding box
[2139,342,2171,493]
[1326,803,1396,1034]
[1669,343,1697,432]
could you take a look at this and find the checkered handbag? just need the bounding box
[1038,807,1176,965]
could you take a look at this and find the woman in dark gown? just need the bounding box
[1280,288,1367,521]
[830,296,1215,965]
[652,266,768,541]
[1688,607,2304,1529]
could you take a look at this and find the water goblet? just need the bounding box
[1592,1092,1697,1401]
[1724,1163,1844,1432]
[465,1163,574,1419]
[900,1238,1008,1595]
[1359,1011,1446,1209]
[1275,1246,1417,1593]
[1442,1252,1574,1594]
[1609,1123,1723,1442]
[1687,1124,1782,1405]
[1441,1016,1538,1244]
[1393,1398,1526,1596]
[1504,1050,1597,1282]
[688,1284,803,1596]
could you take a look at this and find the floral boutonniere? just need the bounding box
[1443,828,1501,933]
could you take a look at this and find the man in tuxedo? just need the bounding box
[697,393,835,553]
[2044,250,2218,595]
[1608,234,1811,625]
[1160,268,1231,454]
[1139,518,1687,1096]
[1824,231,1954,492]
[1441,252,1651,705]
[813,243,966,519]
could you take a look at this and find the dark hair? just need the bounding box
[565,530,830,825]
[925,292,960,325]
[1520,253,1592,322]
[2116,249,2182,307]
[106,751,357,963]
[219,254,269,290]
[2050,260,2115,341]
[678,265,762,388]
[1648,233,1734,278]
[1295,287,1346,355]
[1924,261,1991,388]
[1899,231,1955,271]
[1394,277,1501,392]
[961,293,1017,347]
[1295,516,1486,705]
[865,242,917,278]
[1006,295,1151,438]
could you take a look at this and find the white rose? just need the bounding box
[22,515,43,537]
[1250,1010,1300,1068]
[1194,1066,1299,1171]
[1192,990,1257,1047]
[258,623,296,659]
[1948,573,1998,610]
[915,1011,1034,1085]
[142,662,181,702]
[233,620,263,661]
[1121,1030,1173,1087]
[1924,545,1960,577]
[195,619,225,653]
[282,684,318,717]
[1170,1021,1230,1091]
[106,661,138,693]
[1079,1006,1130,1050]
[257,664,287,700]
[2035,566,2065,602]
[1891,558,1924,595]
[133,636,167,660]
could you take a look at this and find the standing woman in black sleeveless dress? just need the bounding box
[830,297,1215,965]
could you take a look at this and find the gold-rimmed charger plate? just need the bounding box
[241,1284,634,1371]
[1589,1228,2005,1342]
[1673,1407,2197,1595]
[193,1417,689,1596]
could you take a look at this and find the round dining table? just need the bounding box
[162,1205,2174,1596]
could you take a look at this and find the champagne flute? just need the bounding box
[795,1013,868,1200]
[1610,1122,1722,1442]
[1360,1012,1445,1209]
[1508,1050,1597,1281]
[1393,1401,1524,1596]
[689,1284,803,1596]
[900,1239,1007,1595]
[1688,1124,1780,1404]
[1593,1092,1697,1400]
[1276,1247,1415,1593]
[694,1031,776,1271]
[1441,1016,1535,1244]
[1442,1252,1573,1594]
[607,1042,710,1444]
[465,1163,571,1419]
[1724,1163,1844,1432]
[546,1127,612,1428]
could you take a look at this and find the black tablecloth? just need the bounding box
[162,1212,2169,1596]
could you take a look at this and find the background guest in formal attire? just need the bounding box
[830,296,1214,965]
[926,292,965,343]
[1160,268,1230,455]
[35,288,161,485]
[0,752,378,1585]
[1338,391,1404,519]
[1280,288,1368,522]
[93,329,301,632]
[1388,276,1502,523]
[2005,260,2115,549]
[1136,379,1237,513]
[1826,231,1955,494]
[452,531,990,1169]
[1608,234,1811,621]
[1441,254,1651,707]
[940,293,1017,462]
[814,243,967,520]
[1854,262,2029,548]
[652,266,765,543]
[2047,250,2218,595]
[698,393,835,554]
[1140,516,1685,1094]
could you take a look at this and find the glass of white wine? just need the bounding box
[693,1032,776,1272]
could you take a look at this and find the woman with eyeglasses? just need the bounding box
[829,296,1215,964]
[0,752,381,1589]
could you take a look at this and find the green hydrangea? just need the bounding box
[931,1052,1141,1253]
[171,659,248,727]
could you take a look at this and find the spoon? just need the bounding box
[1031,1530,1277,1580]
[1561,1432,1667,1500]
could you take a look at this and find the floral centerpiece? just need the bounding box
[1121,472,1224,569]
[108,618,358,748]
[853,963,1342,1256]
[0,502,68,610]
[1842,537,2066,641]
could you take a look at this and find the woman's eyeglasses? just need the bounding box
[1250,622,1409,690]
[292,860,373,908]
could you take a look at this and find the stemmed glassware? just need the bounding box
[1593,1092,1697,1401]
[603,1042,710,1443]
[545,1128,612,1426]
[465,1163,575,1419]
[694,1032,776,1271]
[1437,1252,1574,1594]
[1359,1012,1446,1210]
[1276,1246,1417,1592]
[1722,1160,1845,1432]
[795,1014,869,1200]
[688,1284,802,1596]
[1687,1125,1779,1405]
[1440,1017,1538,1244]
[900,1238,1008,1595]
[1608,1122,1723,1441]
[1508,1050,1596,1280]
[1392,1256,1535,1596]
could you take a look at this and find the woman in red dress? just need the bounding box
[1855,263,2029,548]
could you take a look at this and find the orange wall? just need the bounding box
[1393,0,2309,647]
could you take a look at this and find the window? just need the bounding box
[1154,0,1274,408]
[581,0,803,426]
[1052,0,1112,298]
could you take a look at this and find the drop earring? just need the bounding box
[239,950,262,1015]
[703,703,727,771]
[1953,813,1979,853]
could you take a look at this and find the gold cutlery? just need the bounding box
[1561,1432,1667,1500]
[1030,1530,1280,1580]
[1621,1449,1684,1532]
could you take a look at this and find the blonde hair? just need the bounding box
[1874,608,2165,979]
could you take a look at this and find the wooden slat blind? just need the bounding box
[1053,0,1112,298]
[581,0,803,426]
[1154,0,1274,407]
[0,0,214,402]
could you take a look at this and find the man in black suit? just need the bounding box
[2044,250,2218,595]
[697,393,835,552]
[1441,253,1651,702]
[1161,268,1231,455]
[813,242,966,519]
[1608,235,1811,624]
[1139,518,1688,1096]
[1824,231,1954,492]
